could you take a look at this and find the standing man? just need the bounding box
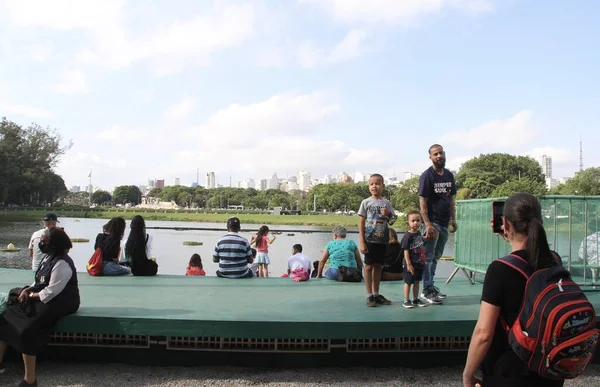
[418,144,457,304]
[29,213,59,272]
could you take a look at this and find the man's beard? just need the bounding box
[434,159,446,169]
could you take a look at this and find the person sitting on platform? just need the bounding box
[287,244,311,282]
[248,249,258,277]
[95,217,131,276]
[0,228,80,387]
[122,215,158,276]
[317,226,363,280]
[382,228,404,281]
[213,217,254,278]
[186,253,206,276]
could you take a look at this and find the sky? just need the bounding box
[1,0,598,190]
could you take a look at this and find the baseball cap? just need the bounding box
[43,213,59,222]
[226,217,240,229]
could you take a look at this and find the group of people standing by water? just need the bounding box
[0,143,596,386]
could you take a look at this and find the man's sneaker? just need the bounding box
[373,294,392,305]
[402,300,414,309]
[19,380,37,387]
[412,298,428,307]
[432,286,447,299]
[422,289,443,305]
[366,295,377,307]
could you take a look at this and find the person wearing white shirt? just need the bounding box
[28,213,59,272]
[287,244,311,281]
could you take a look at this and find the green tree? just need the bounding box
[456,153,545,198]
[0,118,71,205]
[91,190,113,205]
[113,185,142,205]
[551,167,600,196]
[490,178,547,197]
[391,177,420,212]
[456,188,473,200]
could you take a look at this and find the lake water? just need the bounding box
[0,218,455,276]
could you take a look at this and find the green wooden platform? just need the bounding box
[2,268,600,357]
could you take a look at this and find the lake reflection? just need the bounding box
[0,218,455,276]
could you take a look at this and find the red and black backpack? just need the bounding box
[497,253,600,380]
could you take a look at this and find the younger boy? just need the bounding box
[400,211,441,308]
[358,173,397,307]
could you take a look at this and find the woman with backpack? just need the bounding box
[463,193,571,387]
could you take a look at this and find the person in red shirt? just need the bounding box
[185,253,206,276]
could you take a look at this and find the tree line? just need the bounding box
[0,118,70,206]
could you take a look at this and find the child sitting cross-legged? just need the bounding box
[186,253,206,276]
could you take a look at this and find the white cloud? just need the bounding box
[93,125,144,143]
[46,68,87,94]
[75,3,255,74]
[151,90,393,177]
[28,42,54,62]
[327,29,369,63]
[187,90,341,146]
[3,104,55,119]
[1,0,124,31]
[524,147,573,164]
[299,0,494,26]
[439,110,538,150]
[163,98,196,121]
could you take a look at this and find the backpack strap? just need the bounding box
[496,254,534,333]
[496,254,534,280]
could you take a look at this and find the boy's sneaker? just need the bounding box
[402,300,414,309]
[412,298,428,307]
[432,286,447,299]
[366,295,377,307]
[422,288,443,305]
[19,380,37,387]
[373,294,392,305]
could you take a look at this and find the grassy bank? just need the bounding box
[0,208,404,229]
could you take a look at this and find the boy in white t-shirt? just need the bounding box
[287,244,311,282]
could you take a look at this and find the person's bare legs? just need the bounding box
[257,263,264,277]
[364,264,373,294]
[263,264,269,278]
[22,354,36,384]
[372,264,383,294]
[413,281,420,300]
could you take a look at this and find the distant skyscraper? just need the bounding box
[70,186,81,192]
[148,179,154,189]
[354,172,367,183]
[540,155,552,180]
[267,173,279,190]
[298,171,311,192]
[174,177,180,186]
[206,172,216,189]
[155,179,165,188]
[260,179,268,191]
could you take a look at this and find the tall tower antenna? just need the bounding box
[580,134,583,172]
[196,168,199,185]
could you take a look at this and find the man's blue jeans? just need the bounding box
[423,223,449,290]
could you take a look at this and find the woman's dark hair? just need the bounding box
[255,225,269,249]
[504,192,554,269]
[48,228,73,252]
[104,217,126,240]
[189,253,202,269]
[125,215,147,264]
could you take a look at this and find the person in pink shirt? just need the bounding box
[185,253,206,276]
[250,225,276,277]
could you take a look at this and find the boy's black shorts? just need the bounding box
[364,242,386,265]
[403,263,423,285]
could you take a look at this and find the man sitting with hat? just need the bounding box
[213,217,254,278]
[28,213,60,272]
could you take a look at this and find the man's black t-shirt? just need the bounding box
[418,166,456,228]
[480,250,564,387]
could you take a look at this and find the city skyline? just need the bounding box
[1,1,598,190]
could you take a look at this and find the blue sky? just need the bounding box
[1,0,598,190]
